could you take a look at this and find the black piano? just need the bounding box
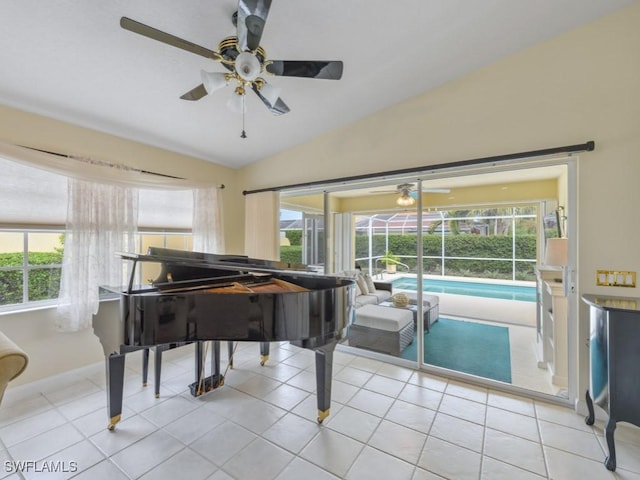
[93,247,354,430]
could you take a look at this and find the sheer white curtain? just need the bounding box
[192,186,225,254]
[334,212,354,273]
[244,191,279,260]
[56,179,138,332]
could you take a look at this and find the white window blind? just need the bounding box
[0,156,68,226]
[0,156,194,229]
[138,189,193,229]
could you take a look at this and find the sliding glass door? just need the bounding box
[278,158,577,403]
[302,213,325,269]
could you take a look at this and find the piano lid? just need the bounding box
[117,247,316,276]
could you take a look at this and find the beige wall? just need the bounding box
[282,179,559,216]
[342,179,558,213]
[1,304,106,386]
[3,3,640,395]
[241,4,640,402]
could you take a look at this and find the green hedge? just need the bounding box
[281,233,537,280]
[354,233,536,280]
[0,252,63,305]
[285,230,302,246]
[281,232,539,280]
[280,246,303,264]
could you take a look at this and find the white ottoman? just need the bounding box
[349,305,414,356]
[405,292,440,328]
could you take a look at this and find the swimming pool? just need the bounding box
[391,277,536,302]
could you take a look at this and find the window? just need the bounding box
[0,229,193,310]
[135,231,193,286]
[0,230,64,307]
[0,154,196,311]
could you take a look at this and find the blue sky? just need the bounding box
[280,209,301,221]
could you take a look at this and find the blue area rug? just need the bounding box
[400,317,512,383]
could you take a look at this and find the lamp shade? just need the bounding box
[235,52,261,82]
[544,238,568,266]
[227,91,247,113]
[201,71,228,93]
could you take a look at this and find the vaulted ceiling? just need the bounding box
[0,0,634,168]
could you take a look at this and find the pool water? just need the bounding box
[391,277,536,302]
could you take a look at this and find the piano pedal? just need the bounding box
[189,374,224,397]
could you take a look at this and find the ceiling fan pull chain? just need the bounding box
[240,95,247,138]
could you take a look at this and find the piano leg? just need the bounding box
[212,340,221,386]
[141,345,166,398]
[142,348,150,387]
[228,341,234,368]
[260,342,270,366]
[154,345,166,398]
[106,353,125,431]
[314,342,335,424]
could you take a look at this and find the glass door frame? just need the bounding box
[302,212,325,269]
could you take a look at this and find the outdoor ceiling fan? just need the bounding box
[372,183,451,207]
[120,0,343,137]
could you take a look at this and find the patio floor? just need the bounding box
[349,274,563,397]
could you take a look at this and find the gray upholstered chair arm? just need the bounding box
[373,281,393,293]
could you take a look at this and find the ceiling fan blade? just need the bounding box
[251,84,290,115]
[237,0,272,52]
[266,60,343,80]
[180,84,208,101]
[370,185,451,195]
[120,17,220,60]
[421,188,451,193]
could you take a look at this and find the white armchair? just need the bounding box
[0,331,28,405]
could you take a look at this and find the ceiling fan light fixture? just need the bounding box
[200,70,228,94]
[396,194,415,207]
[235,52,261,81]
[227,86,247,113]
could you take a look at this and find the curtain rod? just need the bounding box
[243,140,594,195]
[21,145,225,188]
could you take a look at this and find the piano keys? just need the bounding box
[93,248,354,430]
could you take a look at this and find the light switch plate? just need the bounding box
[596,270,636,287]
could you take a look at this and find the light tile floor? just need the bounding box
[2,342,640,480]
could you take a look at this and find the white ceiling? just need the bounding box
[0,0,634,169]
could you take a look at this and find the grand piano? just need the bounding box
[93,247,354,430]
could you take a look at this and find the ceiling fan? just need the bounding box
[372,183,451,207]
[120,0,343,137]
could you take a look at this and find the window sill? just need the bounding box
[0,295,119,316]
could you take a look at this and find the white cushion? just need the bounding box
[355,305,413,331]
[355,275,369,295]
[355,295,378,308]
[405,291,439,306]
[368,289,392,303]
[364,274,376,293]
